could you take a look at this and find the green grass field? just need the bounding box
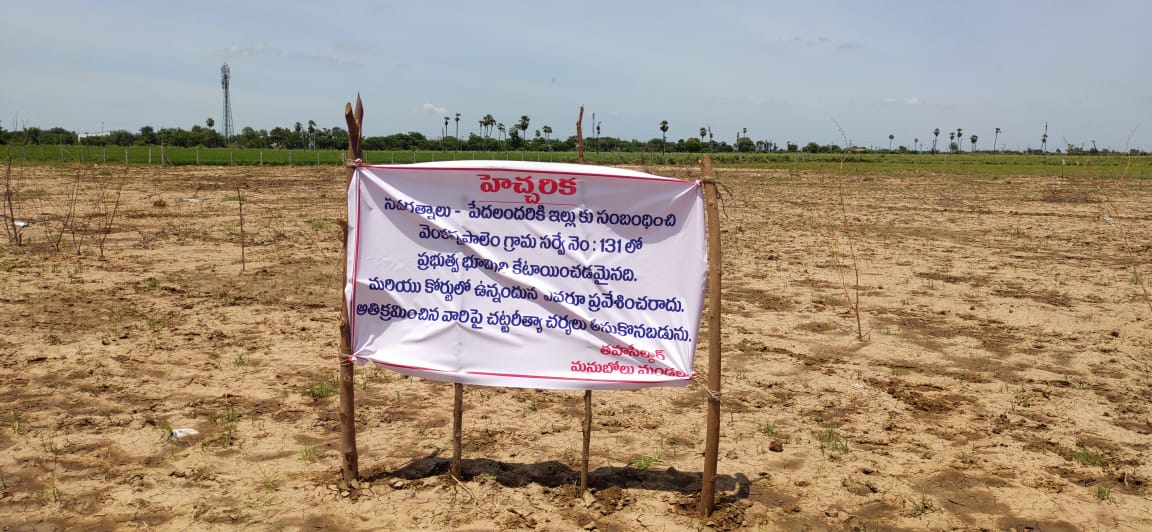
[4,144,1149,178]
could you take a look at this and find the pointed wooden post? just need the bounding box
[698,154,722,516]
[451,383,464,478]
[338,95,364,485]
[581,389,592,493]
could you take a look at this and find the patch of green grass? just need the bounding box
[1094,485,1112,502]
[758,420,777,437]
[1070,445,1106,467]
[299,446,319,462]
[630,452,661,470]
[231,353,250,367]
[816,427,849,457]
[812,294,843,306]
[308,374,340,399]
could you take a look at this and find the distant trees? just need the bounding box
[932,128,940,153]
[970,134,978,152]
[888,133,894,150]
[659,120,669,153]
[993,127,1001,153]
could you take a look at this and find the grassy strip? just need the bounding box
[4,145,1150,177]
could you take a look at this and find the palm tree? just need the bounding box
[956,128,963,152]
[932,128,940,153]
[206,117,215,129]
[443,116,450,140]
[993,127,1001,153]
[518,115,530,143]
[497,123,505,142]
[542,125,552,141]
[949,131,955,153]
[914,138,920,153]
[1041,123,1048,153]
[699,127,706,143]
[659,120,669,153]
[481,114,496,138]
[969,134,978,152]
[707,126,714,150]
[454,113,461,140]
[888,133,894,150]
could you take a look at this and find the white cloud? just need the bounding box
[882,96,923,106]
[420,103,449,115]
[219,42,363,67]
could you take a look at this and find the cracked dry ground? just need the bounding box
[1,164,1150,530]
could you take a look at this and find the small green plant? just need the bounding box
[630,452,661,470]
[309,374,340,398]
[758,420,777,437]
[259,467,278,493]
[211,405,240,446]
[231,353,249,367]
[816,427,849,457]
[157,419,174,441]
[812,294,843,306]
[43,476,62,504]
[1071,445,1106,467]
[9,411,24,435]
[908,495,935,517]
[144,277,159,289]
[1094,485,1112,502]
[299,446,319,462]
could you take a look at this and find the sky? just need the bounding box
[3,0,1150,151]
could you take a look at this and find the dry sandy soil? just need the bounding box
[1,162,1150,531]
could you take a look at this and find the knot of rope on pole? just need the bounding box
[693,375,723,403]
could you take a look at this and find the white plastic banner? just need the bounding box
[345,161,707,390]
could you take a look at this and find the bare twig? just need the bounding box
[97,167,128,258]
[831,120,867,340]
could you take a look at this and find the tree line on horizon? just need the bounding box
[0,118,1140,156]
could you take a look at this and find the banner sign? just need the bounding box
[345,161,707,390]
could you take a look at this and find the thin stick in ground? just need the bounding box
[237,185,246,272]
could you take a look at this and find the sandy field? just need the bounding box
[1,162,1150,530]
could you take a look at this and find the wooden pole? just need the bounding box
[576,106,585,164]
[338,95,364,486]
[581,389,592,494]
[451,383,463,478]
[574,108,592,494]
[698,154,723,517]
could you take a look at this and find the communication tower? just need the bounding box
[221,63,234,142]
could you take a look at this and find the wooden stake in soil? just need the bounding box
[237,186,246,272]
[338,95,364,485]
[581,389,592,493]
[698,154,723,517]
[452,383,464,478]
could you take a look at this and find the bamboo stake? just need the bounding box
[698,154,722,517]
[451,383,464,478]
[338,95,364,485]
